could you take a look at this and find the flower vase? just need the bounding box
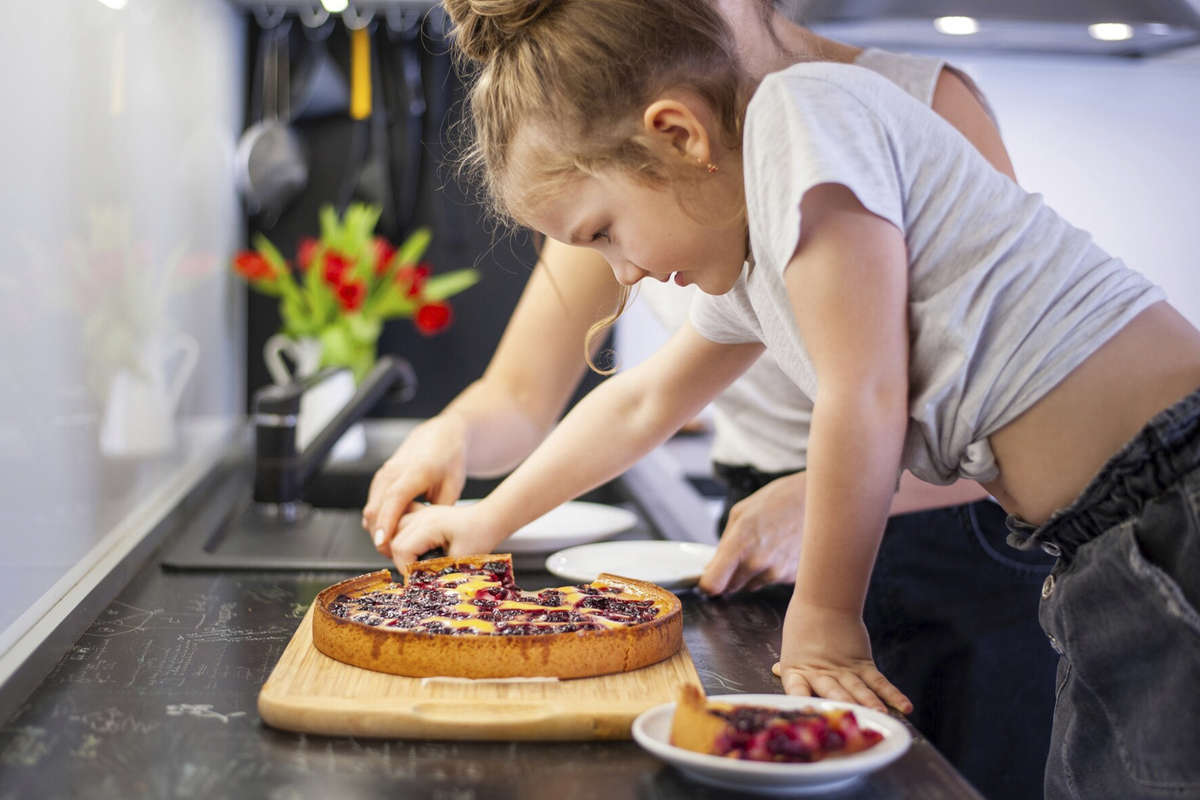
[263,334,367,462]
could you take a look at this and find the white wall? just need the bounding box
[0,1,246,652]
[940,49,1200,328]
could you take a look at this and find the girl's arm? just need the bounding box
[363,239,619,549]
[387,328,764,566]
[777,182,913,713]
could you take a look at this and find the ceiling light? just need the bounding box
[1146,22,1173,36]
[933,16,979,36]
[1088,22,1135,41]
[321,0,349,13]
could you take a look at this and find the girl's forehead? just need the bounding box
[502,128,590,219]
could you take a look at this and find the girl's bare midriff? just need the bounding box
[983,301,1200,526]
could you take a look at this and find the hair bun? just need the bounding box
[443,0,559,63]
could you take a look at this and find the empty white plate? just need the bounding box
[545,540,718,589]
[475,500,639,555]
[632,695,912,795]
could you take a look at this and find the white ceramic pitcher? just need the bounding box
[262,334,367,462]
[100,332,198,458]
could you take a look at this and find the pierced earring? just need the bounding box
[705,162,719,174]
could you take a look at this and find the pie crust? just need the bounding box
[312,553,682,679]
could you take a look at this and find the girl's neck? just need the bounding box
[748,15,864,78]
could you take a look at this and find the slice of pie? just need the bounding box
[312,553,682,679]
[670,685,884,762]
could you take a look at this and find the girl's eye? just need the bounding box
[590,229,611,243]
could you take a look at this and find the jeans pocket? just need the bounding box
[1055,526,1200,792]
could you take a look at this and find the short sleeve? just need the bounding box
[744,66,907,275]
[688,282,760,345]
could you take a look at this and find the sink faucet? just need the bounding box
[252,355,416,519]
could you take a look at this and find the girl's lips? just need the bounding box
[673,271,689,287]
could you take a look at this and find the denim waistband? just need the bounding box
[1006,385,1200,558]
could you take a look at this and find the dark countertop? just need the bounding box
[0,458,984,799]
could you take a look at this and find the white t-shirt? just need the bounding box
[688,61,1162,485]
[636,49,977,472]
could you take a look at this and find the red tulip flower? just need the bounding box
[233,251,276,282]
[297,237,321,271]
[336,279,366,312]
[397,263,432,298]
[373,237,397,276]
[324,251,352,287]
[414,301,453,335]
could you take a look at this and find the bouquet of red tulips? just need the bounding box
[232,204,479,381]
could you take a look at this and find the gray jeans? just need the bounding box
[1007,386,1200,800]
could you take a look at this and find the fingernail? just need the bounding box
[373,529,384,547]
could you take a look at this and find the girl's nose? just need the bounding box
[609,258,644,287]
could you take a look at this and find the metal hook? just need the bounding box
[341,3,376,31]
[298,5,330,30]
[384,5,424,36]
[253,4,286,30]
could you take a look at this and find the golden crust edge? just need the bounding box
[310,557,683,679]
[669,684,730,754]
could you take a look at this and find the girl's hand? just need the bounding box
[700,472,807,595]
[387,501,503,569]
[363,414,469,557]
[776,598,913,715]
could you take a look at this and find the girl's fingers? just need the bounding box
[779,665,907,714]
[771,661,782,678]
[781,671,814,697]
[371,477,427,555]
[834,673,889,713]
[389,521,446,568]
[864,669,913,714]
[698,541,742,595]
[807,673,860,707]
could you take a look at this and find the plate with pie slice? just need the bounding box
[545,540,718,590]
[631,687,912,795]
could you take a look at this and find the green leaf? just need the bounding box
[346,313,382,343]
[370,284,419,318]
[395,227,432,266]
[422,269,481,302]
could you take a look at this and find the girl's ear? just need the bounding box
[642,97,713,165]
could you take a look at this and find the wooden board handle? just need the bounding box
[410,701,558,724]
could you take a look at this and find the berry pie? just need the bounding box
[312,553,682,679]
[670,685,884,762]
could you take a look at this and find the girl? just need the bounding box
[385,2,1200,796]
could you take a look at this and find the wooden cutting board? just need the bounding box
[258,604,701,740]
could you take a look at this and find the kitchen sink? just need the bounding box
[160,457,642,572]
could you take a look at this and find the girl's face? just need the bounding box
[520,162,749,295]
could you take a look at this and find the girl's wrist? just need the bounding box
[787,591,864,620]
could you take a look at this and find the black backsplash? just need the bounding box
[240,17,607,419]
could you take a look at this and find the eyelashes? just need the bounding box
[590,229,611,243]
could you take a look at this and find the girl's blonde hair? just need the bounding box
[443,0,761,371]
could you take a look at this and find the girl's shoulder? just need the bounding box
[753,60,910,110]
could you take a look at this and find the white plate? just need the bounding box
[632,695,912,795]
[473,500,638,555]
[544,540,717,589]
